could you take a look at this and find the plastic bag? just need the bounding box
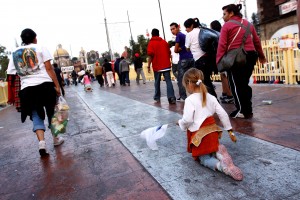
[140,124,168,150]
[198,27,220,54]
[51,96,69,136]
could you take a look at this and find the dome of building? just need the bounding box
[53,44,70,59]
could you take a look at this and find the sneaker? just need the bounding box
[217,144,243,181]
[53,136,64,146]
[176,97,185,102]
[221,96,234,104]
[219,94,227,101]
[230,110,253,119]
[229,110,242,118]
[154,98,160,103]
[112,83,115,87]
[39,140,49,157]
[169,97,176,104]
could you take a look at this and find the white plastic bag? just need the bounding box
[140,124,168,150]
[51,96,70,136]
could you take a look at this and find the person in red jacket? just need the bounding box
[216,4,266,119]
[147,28,176,104]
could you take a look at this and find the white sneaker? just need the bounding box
[39,140,49,157]
[53,136,64,146]
[176,97,185,102]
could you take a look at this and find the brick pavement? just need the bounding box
[0,80,299,199]
[0,90,170,200]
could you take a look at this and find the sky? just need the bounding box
[0,0,257,58]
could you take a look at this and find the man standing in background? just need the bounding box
[147,28,176,104]
[94,62,104,87]
[170,22,194,102]
[170,41,179,82]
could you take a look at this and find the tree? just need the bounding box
[101,51,111,61]
[129,35,149,62]
[114,52,120,58]
[251,12,260,36]
[0,45,9,79]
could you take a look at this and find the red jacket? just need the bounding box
[216,16,265,64]
[147,36,171,72]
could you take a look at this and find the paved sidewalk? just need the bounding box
[0,81,299,199]
[101,81,300,151]
[73,81,300,199]
[0,91,170,200]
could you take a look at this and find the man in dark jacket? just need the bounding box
[53,63,65,96]
[133,53,146,84]
[71,69,78,86]
[119,57,130,86]
[114,57,121,85]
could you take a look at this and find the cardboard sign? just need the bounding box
[61,66,74,73]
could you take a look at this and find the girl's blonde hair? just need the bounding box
[183,68,208,107]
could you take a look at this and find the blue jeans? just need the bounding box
[153,70,175,101]
[177,58,195,99]
[199,154,219,171]
[32,110,46,132]
[121,71,130,85]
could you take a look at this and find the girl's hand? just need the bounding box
[228,129,237,143]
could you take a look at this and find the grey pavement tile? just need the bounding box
[71,85,300,200]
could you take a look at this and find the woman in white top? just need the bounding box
[184,18,218,98]
[177,68,243,181]
[7,28,64,157]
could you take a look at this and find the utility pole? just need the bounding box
[157,0,166,40]
[127,10,134,58]
[56,45,60,67]
[243,0,247,19]
[101,0,113,61]
[239,0,248,19]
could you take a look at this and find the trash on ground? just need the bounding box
[141,124,168,150]
[262,100,272,105]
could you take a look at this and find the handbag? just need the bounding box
[217,20,251,72]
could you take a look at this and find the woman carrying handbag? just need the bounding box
[216,4,266,119]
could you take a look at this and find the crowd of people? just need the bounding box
[6,3,266,181]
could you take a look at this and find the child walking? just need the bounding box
[82,71,93,92]
[177,68,243,181]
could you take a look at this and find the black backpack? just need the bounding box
[198,26,220,55]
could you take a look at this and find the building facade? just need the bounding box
[53,44,72,67]
[257,0,297,40]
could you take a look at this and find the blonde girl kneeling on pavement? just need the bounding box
[177,68,243,181]
[7,28,64,157]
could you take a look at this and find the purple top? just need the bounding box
[176,32,193,60]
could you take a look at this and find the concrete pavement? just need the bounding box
[74,81,300,199]
[0,80,300,199]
